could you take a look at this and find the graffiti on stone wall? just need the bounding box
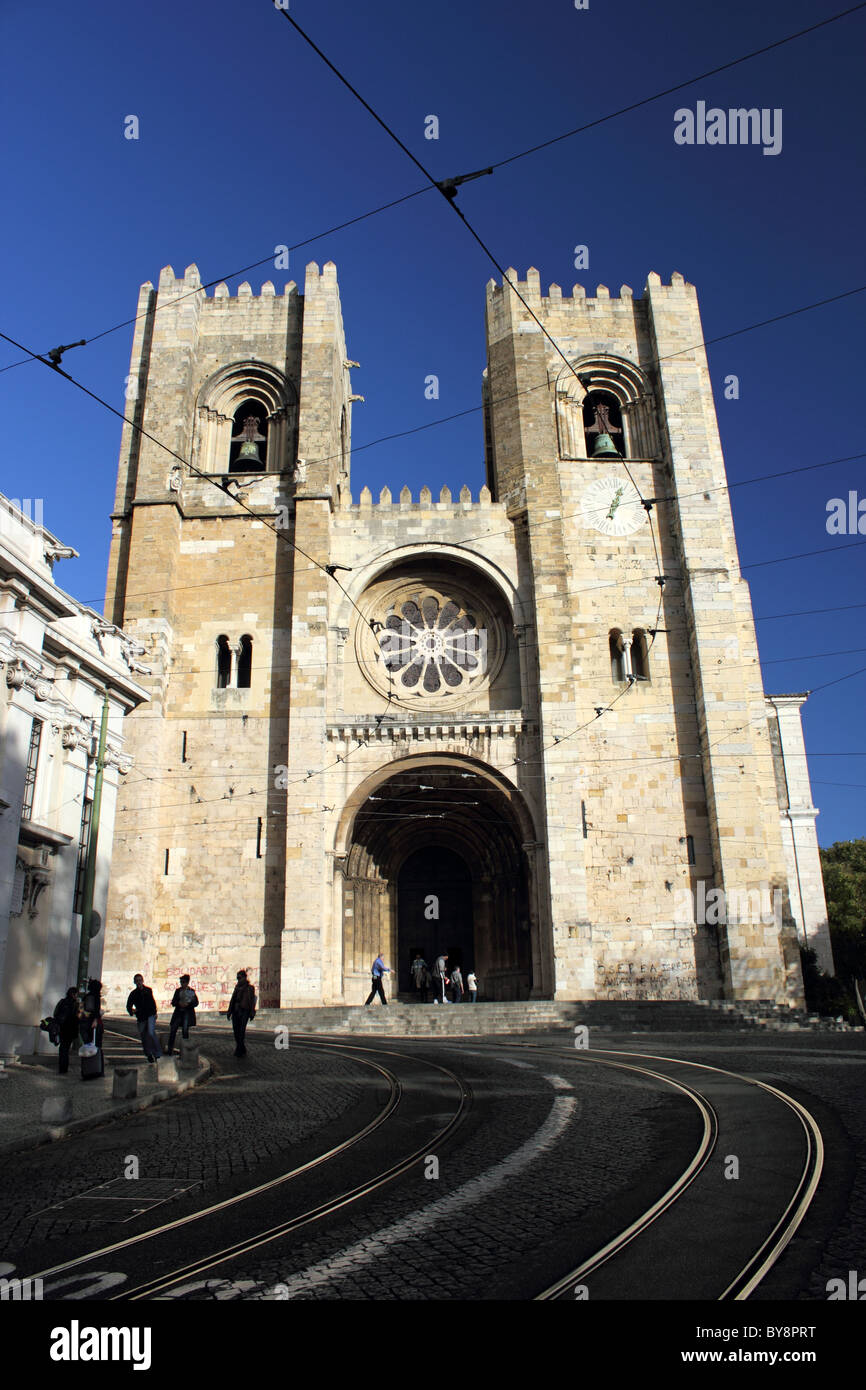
[598,959,697,1000]
[161,965,280,1010]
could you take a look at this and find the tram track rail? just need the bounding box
[27,1034,470,1300]
[22,1031,825,1302]
[462,1039,824,1301]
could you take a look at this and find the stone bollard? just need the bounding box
[41,1095,73,1124]
[156,1056,179,1084]
[112,1067,138,1100]
[178,1040,200,1071]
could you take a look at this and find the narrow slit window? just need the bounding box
[686,835,695,866]
[237,634,253,689]
[216,635,232,688]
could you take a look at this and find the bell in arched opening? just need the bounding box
[583,393,624,459]
[229,400,268,472]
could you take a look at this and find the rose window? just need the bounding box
[379,593,486,694]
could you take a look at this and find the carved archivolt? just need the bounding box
[193,360,298,475]
[553,353,658,460]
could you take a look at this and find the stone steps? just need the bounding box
[193,999,857,1037]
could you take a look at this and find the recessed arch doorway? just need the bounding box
[337,759,539,1001]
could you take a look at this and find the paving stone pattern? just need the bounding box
[0,1031,366,1256]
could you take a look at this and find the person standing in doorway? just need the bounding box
[365,951,391,1006]
[467,969,478,1003]
[410,952,429,1004]
[433,953,449,1004]
[127,973,162,1062]
[450,963,464,1004]
[227,969,257,1056]
[167,974,199,1054]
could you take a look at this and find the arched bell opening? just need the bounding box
[338,761,538,1002]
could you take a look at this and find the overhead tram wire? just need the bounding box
[273,6,866,683]
[0,184,433,375]
[5,1,857,376]
[0,327,379,643]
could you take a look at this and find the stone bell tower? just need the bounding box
[101,261,357,1010]
[483,268,823,1004]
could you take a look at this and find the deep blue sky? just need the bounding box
[2,0,864,845]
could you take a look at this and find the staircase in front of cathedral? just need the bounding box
[194,1000,856,1037]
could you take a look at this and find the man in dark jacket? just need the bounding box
[167,974,199,1054]
[227,970,256,1057]
[53,987,80,1074]
[126,973,162,1062]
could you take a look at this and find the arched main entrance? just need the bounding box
[338,759,539,1001]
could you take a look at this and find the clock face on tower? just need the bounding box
[581,473,645,536]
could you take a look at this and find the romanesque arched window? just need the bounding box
[194,362,297,477]
[631,629,650,681]
[237,634,253,688]
[216,635,232,688]
[553,354,657,461]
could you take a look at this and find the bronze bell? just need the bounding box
[591,431,622,459]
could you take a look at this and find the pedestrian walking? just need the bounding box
[410,952,429,1004]
[365,951,391,1006]
[227,969,257,1056]
[167,974,199,1054]
[126,973,162,1062]
[52,987,80,1074]
[467,970,478,1003]
[433,953,450,1004]
[451,964,464,1003]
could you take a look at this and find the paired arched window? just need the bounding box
[237,635,253,688]
[215,634,253,688]
[609,628,651,684]
[609,630,626,683]
[216,635,232,688]
[631,629,650,681]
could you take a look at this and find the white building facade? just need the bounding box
[0,494,148,1056]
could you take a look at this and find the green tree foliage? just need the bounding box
[820,839,866,981]
[803,839,866,1022]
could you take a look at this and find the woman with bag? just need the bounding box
[79,978,104,1079]
[167,974,199,1054]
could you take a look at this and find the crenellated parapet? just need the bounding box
[486,266,692,311]
[341,483,498,512]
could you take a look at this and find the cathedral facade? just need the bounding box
[100,260,831,1012]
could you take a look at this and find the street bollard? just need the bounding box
[178,1040,200,1071]
[156,1056,179,1083]
[41,1095,73,1124]
[112,1067,138,1100]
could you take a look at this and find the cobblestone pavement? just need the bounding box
[158,1030,866,1302]
[3,1026,863,1302]
[167,1040,692,1300]
[598,1031,866,1302]
[0,1024,371,1262]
